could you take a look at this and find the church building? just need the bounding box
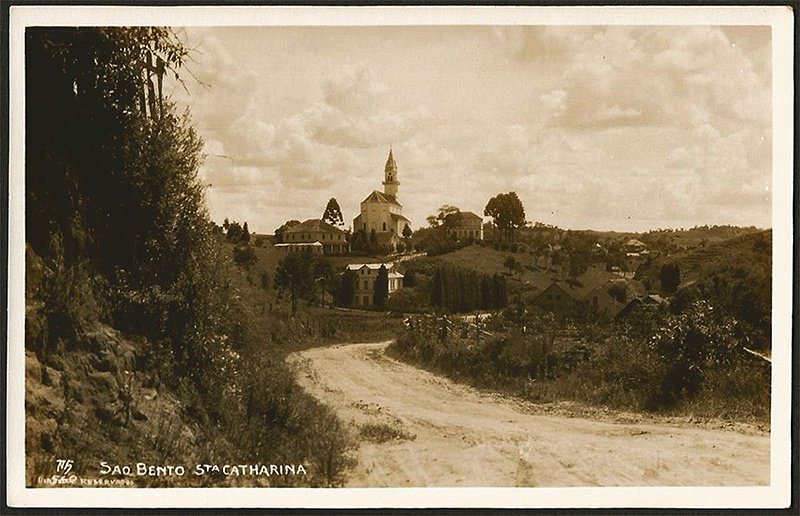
[352,148,412,251]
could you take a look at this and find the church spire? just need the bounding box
[382,146,399,198]
[385,146,396,173]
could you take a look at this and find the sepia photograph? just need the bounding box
[6,5,794,509]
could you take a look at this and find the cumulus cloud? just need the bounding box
[173,26,772,233]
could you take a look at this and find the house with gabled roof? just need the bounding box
[445,211,484,241]
[346,262,404,308]
[277,218,349,255]
[531,267,645,319]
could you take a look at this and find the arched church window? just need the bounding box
[382,222,387,231]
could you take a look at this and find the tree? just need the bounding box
[311,258,335,305]
[335,269,357,307]
[660,263,681,294]
[226,221,243,243]
[374,265,389,309]
[274,252,314,314]
[241,222,251,244]
[322,198,344,228]
[402,224,413,239]
[493,274,508,307]
[484,192,526,243]
[350,229,367,254]
[274,220,301,243]
[233,244,256,269]
[504,256,520,274]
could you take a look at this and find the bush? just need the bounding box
[390,301,769,422]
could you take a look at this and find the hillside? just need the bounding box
[637,229,771,287]
[23,28,357,488]
[412,243,558,295]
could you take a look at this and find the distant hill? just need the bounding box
[637,229,771,288]
[642,225,764,251]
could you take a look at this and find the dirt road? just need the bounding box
[289,342,770,487]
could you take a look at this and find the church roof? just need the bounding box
[362,190,402,207]
[390,212,411,223]
[284,218,344,234]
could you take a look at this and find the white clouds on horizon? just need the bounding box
[171,25,772,234]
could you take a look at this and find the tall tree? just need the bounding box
[322,198,344,228]
[274,252,314,314]
[660,263,681,294]
[374,265,389,309]
[484,192,526,243]
[311,258,335,305]
[335,269,357,307]
[241,222,251,243]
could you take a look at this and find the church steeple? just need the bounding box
[382,146,400,198]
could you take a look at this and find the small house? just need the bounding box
[346,262,404,308]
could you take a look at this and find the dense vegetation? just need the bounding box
[25,28,354,487]
[389,298,770,423]
[389,228,772,424]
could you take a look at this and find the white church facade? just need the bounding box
[353,148,411,251]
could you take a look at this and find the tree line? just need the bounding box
[430,265,508,312]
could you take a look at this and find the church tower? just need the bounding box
[382,147,400,199]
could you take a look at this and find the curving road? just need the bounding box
[289,342,770,487]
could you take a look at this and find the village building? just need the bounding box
[352,148,412,252]
[275,218,349,255]
[531,267,645,319]
[615,293,668,320]
[625,238,648,253]
[445,211,484,241]
[347,262,404,308]
[273,241,324,255]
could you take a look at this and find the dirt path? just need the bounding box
[289,342,770,487]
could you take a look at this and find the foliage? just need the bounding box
[503,255,520,274]
[274,220,301,243]
[389,300,769,422]
[411,226,462,256]
[322,198,345,228]
[350,228,392,256]
[660,263,681,294]
[430,265,507,312]
[426,205,461,228]
[274,252,315,314]
[233,244,257,269]
[25,27,356,487]
[484,192,526,243]
[374,265,389,309]
[334,269,357,307]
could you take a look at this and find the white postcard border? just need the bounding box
[7,5,794,509]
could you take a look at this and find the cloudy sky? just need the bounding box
[168,25,772,234]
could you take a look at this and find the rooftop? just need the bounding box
[284,218,345,234]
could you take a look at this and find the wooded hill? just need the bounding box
[24,28,355,487]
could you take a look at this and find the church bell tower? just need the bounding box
[382,147,400,198]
